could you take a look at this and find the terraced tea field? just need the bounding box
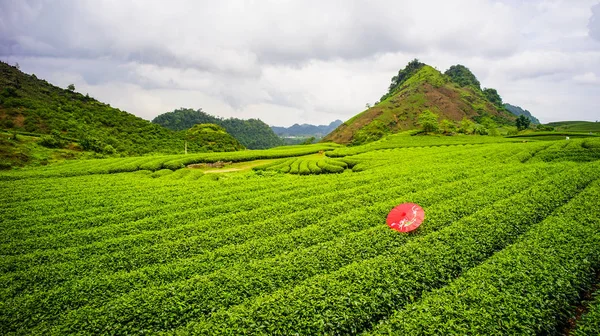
[2,137,600,335]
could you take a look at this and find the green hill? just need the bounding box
[324,60,516,144]
[323,60,517,144]
[545,121,600,133]
[185,123,245,152]
[152,108,283,149]
[0,61,191,155]
[0,62,252,165]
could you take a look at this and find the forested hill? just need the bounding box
[271,120,343,137]
[504,103,540,124]
[0,61,188,155]
[152,108,283,149]
[324,60,517,144]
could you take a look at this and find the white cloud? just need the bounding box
[573,71,600,84]
[1,0,600,126]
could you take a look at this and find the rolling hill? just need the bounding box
[0,61,191,155]
[323,60,517,144]
[0,62,248,165]
[152,108,283,149]
[545,121,600,133]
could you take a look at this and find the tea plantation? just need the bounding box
[2,137,600,335]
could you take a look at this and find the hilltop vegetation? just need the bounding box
[185,123,245,152]
[152,108,283,149]
[324,60,517,144]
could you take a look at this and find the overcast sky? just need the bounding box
[1,0,599,126]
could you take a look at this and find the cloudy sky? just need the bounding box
[1,0,599,126]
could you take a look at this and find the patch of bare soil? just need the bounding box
[203,168,242,174]
[561,271,600,335]
[187,161,232,169]
[323,108,384,144]
[14,114,25,127]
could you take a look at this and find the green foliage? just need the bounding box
[327,132,522,157]
[417,109,439,133]
[545,121,600,133]
[301,136,316,145]
[253,156,354,175]
[1,138,600,335]
[79,137,105,153]
[480,116,499,136]
[102,144,116,155]
[473,123,489,135]
[39,131,67,149]
[351,120,388,145]
[536,124,555,131]
[152,108,283,149]
[439,119,456,134]
[575,293,600,335]
[483,87,503,108]
[369,177,600,335]
[67,84,75,92]
[185,123,245,152]
[0,143,338,179]
[0,61,194,156]
[459,117,475,134]
[516,114,531,130]
[444,64,481,89]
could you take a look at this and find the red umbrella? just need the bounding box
[386,203,425,233]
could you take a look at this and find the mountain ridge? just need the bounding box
[271,120,343,138]
[504,103,540,124]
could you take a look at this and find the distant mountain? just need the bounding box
[271,120,343,138]
[152,108,283,149]
[0,61,194,155]
[324,60,516,144]
[504,104,540,124]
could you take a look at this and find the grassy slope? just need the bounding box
[323,66,516,144]
[545,121,600,133]
[0,62,196,155]
[0,132,100,169]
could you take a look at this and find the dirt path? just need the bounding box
[203,168,242,173]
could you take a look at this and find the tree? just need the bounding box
[439,119,456,134]
[482,88,503,108]
[302,136,316,145]
[480,117,499,136]
[459,117,475,134]
[444,65,481,89]
[418,110,439,133]
[516,115,531,131]
[103,144,116,154]
[67,84,75,92]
